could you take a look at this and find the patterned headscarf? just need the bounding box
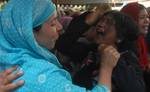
[0,0,64,91]
[0,0,62,67]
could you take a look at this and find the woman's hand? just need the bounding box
[0,66,24,92]
[98,45,120,69]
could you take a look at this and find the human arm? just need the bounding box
[97,45,120,91]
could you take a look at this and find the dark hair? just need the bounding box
[138,4,146,12]
[102,10,139,52]
[33,24,42,31]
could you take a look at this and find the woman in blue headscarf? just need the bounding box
[0,0,120,92]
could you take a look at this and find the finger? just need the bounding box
[107,46,116,51]
[98,44,107,52]
[108,46,118,53]
[114,52,120,58]
[105,47,120,60]
[3,66,18,76]
[112,51,120,61]
[4,71,24,84]
[108,48,115,54]
[5,80,24,91]
[103,46,114,53]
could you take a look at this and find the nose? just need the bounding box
[144,17,150,24]
[95,24,105,36]
[97,22,106,33]
[56,20,63,32]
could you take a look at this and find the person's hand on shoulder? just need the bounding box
[0,66,24,92]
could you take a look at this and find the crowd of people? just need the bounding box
[0,0,150,92]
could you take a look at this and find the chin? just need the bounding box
[140,29,148,35]
[48,45,55,50]
[49,42,56,50]
[142,30,148,35]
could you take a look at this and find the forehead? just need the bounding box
[139,9,148,16]
[97,15,115,25]
[96,15,116,31]
[101,15,113,21]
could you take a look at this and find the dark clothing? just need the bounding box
[72,51,99,89]
[56,12,99,89]
[56,12,98,63]
[144,71,150,92]
[112,50,146,92]
[145,24,150,92]
[146,24,150,53]
[72,50,146,92]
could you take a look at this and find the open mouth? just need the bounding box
[95,27,105,36]
[143,26,148,31]
[96,31,105,36]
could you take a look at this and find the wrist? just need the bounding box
[98,66,113,91]
[100,66,113,73]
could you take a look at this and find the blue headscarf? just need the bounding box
[0,0,62,68]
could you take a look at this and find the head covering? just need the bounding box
[0,0,65,90]
[0,0,62,67]
[120,2,139,23]
[121,2,149,69]
[59,16,72,31]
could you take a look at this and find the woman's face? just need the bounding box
[94,15,117,46]
[34,12,62,50]
[138,9,150,35]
